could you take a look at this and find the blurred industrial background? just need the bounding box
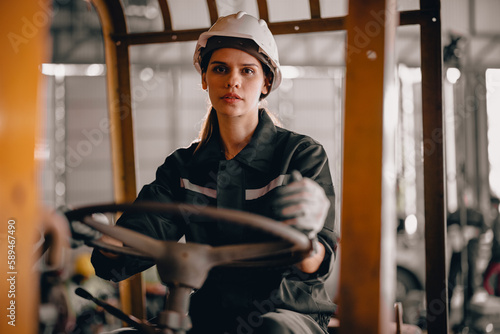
[39,0,500,211]
[3,0,500,333]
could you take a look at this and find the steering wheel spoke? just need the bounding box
[209,241,299,265]
[86,240,154,259]
[66,202,313,333]
[65,202,312,288]
[81,216,165,259]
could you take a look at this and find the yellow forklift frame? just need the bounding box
[0,0,446,333]
[90,0,447,333]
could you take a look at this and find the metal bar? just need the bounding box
[269,17,344,34]
[54,76,67,208]
[400,9,434,25]
[339,0,398,333]
[91,0,145,321]
[157,0,172,31]
[469,0,476,36]
[114,28,207,45]
[112,17,346,45]
[309,0,321,19]
[256,0,269,21]
[419,0,449,333]
[109,10,429,47]
[206,0,218,24]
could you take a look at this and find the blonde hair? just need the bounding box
[194,105,280,154]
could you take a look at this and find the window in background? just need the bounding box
[40,64,112,208]
[486,69,500,198]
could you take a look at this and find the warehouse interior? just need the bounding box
[1,0,500,333]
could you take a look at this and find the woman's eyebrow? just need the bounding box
[209,61,227,66]
[209,60,259,67]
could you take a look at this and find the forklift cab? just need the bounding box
[1,0,447,333]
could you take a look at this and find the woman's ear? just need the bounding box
[202,72,208,90]
[261,74,271,95]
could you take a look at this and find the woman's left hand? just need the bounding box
[271,171,330,238]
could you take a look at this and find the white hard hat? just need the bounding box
[193,11,282,92]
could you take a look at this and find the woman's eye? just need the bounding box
[243,68,255,75]
[213,66,227,73]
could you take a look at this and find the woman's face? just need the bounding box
[202,48,270,120]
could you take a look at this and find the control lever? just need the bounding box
[75,287,157,334]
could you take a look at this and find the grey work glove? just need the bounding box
[65,210,108,248]
[271,170,330,239]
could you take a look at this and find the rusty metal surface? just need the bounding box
[97,0,433,48]
[0,1,52,333]
[206,0,219,24]
[87,0,446,331]
[157,0,172,31]
[91,0,144,320]
[101,12,430,48]
[109,17,346,46]
[256,0,269,21]
[419,0,449,333]
[339,0,398,333]
[310,0,321,19]
[68,202,311,293]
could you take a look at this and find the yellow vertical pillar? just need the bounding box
[0,1,52,333]
[339,0,398,333]
[91,0,144,319]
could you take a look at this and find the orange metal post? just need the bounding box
[339,0,398,333]
[0,1,52,333]
[91,0,145,319]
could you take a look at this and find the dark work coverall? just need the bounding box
[92,110,337,334]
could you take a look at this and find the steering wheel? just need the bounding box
[65,202,312,334]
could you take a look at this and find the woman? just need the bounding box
[91,11,337,334]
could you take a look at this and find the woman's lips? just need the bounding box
[222,93,241,102]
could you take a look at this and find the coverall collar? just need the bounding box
[193,109,277,172]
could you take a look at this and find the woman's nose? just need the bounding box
[225,72,241,88]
